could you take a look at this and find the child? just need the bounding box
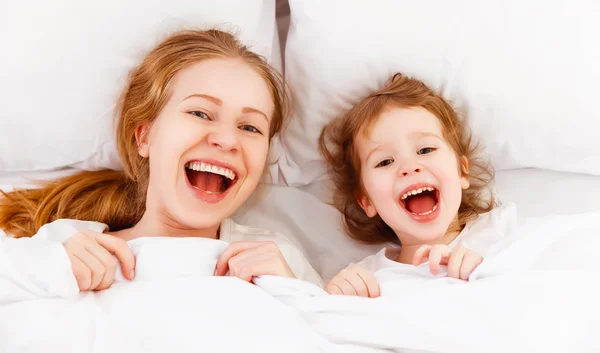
[319,73,510,297]
[0,29,322,294]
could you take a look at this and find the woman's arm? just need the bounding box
[0,235,78,304]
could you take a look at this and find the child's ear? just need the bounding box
[460,156,470,190]
[135,124,151,158]
[357,193,378,218]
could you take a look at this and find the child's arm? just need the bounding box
[324,264,380,298]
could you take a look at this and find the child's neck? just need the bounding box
[395,216,464,264]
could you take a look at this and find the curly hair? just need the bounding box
[319,73,495,244]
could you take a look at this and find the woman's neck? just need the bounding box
[395,216,464,264]
[110,210,220,241]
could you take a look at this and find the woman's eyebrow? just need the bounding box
[183,94,268,122]
[242,107,268,123]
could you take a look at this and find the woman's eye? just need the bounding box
[418,147,436,155]
[189,111,210,120]
[376,159,393,168]
[240,125,262,134]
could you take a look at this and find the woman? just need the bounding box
[0,29,321,294]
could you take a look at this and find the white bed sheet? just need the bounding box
[2,168,600,281]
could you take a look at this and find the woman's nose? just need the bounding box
[207,126,239,152]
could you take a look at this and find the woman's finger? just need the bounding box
[69,254,92,291]
[73,249,105,290]
[214,241,262,276]
[93,232,136,280]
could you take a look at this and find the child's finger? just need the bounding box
[429,245,451,275]
[338,279,359,296]
[330,273,358,296]
[447,247,466,279]
[344,272,369,297]
[325,282,343,295]
[353,266,380,298]
[412,245,432,265]
[460,252,483,280]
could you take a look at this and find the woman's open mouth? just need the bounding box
[399,185,440,221]
[185,161,238,197]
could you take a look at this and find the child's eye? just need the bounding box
[189,111,210,120]
[240,125,263,135]
[418,147,436,155]
[376,159,394,168]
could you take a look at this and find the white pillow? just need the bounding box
[0,0,280,173]
[273,0,600,186]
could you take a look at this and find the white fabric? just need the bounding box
[357,203,517,274]
[0,0,280,173]
[3,217,322,288]
[273,0,600,186]
[257,209,600,353]
[1,210,599,353]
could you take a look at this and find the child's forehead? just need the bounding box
[361,105,443,141]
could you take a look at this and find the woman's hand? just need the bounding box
[325,264,380,298]
[214,241,295,282]
[412,244,483,280]
[62,230,136,291]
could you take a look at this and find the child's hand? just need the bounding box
[412,244,482,280]
[214,241,296,282]
[325,264,380,298]
[62,230,136,291]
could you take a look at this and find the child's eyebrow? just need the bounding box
[413,132,443,141]
[365,145,383,162]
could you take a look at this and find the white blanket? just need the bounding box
[1,212,599,353]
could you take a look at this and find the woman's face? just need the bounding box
[136,58,274,232]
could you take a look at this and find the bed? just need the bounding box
[1,0,599,352]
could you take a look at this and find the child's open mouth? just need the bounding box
[185,161,238,195]
[399,185,440,219]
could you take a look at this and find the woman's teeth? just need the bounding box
[400,186,436,200]
[185,162,236,180]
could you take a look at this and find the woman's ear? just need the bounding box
[357,193,378,218]
[460,156,470,190]
[135,124,151,158]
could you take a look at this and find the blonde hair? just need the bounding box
[1,29,290,238]
[319,73,495,244]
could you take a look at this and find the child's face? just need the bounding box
[136,58,274,231]
[355,106,469,246]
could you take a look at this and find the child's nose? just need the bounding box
[398,165,421,177]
